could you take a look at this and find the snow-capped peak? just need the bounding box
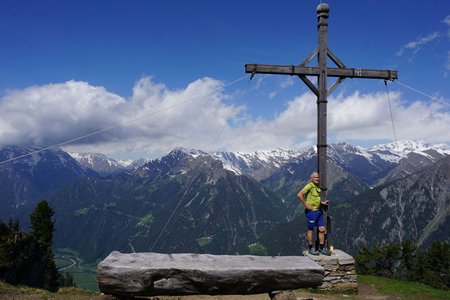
[169,147,208,158]
[211,148,299,177]
[368,140,450,162]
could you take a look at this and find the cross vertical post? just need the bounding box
[317,3,329,250]
[317,4,329,203]
[244,3,397,249]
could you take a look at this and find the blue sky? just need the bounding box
[0,0,449,160]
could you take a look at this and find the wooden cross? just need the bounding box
[245,3,397,248]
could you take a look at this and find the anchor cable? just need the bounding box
[385,80,398,144]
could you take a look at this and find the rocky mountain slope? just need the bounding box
[257,154,450,255]
[0,146,93,221]
[335,155,450,253]
[49,149,289,261]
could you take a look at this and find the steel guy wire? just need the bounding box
[396,80,450,107]
[385,81,398,145]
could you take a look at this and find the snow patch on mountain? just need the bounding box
[171,147,209,158]
[117,159,134,167]
[369,140,450,163]
[211,148,299,176]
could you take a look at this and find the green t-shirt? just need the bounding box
[302,182,321,211]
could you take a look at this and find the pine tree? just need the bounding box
[401,239,416,281]
[425,241,450,290]
[356,240,449,291]
[29,200,54,249]
[381,242,401,278]
[44,248,59,292]
[29,200,59,291]
[59,272,76,287]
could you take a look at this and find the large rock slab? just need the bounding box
[97,251,324,297]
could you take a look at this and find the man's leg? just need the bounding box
[306,229,313,247]
[305,210,319,255]
[317,214,331,255]
[306,229,318,255]
[318,226,326,244]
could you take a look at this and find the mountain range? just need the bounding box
[0,140,448,261]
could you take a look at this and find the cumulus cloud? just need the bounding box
[228,90,450,151]
[0,78,449,159]
[0,81,125,146]
[218,93,318,152]
[0,77,243,157]
[331,91,450,144]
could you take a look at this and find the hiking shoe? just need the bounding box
[319,249,331,256]
[308,249,319,256]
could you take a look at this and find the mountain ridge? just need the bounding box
[0,140,448,262]
[68,140,450,181]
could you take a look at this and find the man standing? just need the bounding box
[297,172,331,256]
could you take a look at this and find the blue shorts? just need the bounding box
[305,209,324,230]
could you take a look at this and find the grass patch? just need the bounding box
[55,257,73,269]
[0,280,99,299]
[0,280,45,295]
[197,236,213,247]
[292,275,449,299]
[358,275,450,299]
[72,272,99,292]
[335,202,352,209]
[57,286,98,296]
[56,247,83,258]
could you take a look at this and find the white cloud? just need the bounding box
[444,15,450,25]
[396,32,440,57]
[0,81,125,146]
[0,78,449,159]
[444,51,450,78]
[220,90,450,152]
[219,93,318,152]
[443,15,450,32]
[328,91,450,144]
[279,77,294,88]
[444,16,450,76]
[0,77,242,156]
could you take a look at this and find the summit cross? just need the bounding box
[245,3,398,247]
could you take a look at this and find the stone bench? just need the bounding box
[96,251,324,299]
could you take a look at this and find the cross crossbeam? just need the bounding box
[245,64,397,80]
[246,63,397,96]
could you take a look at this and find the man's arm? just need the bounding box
[297,189,313,211]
